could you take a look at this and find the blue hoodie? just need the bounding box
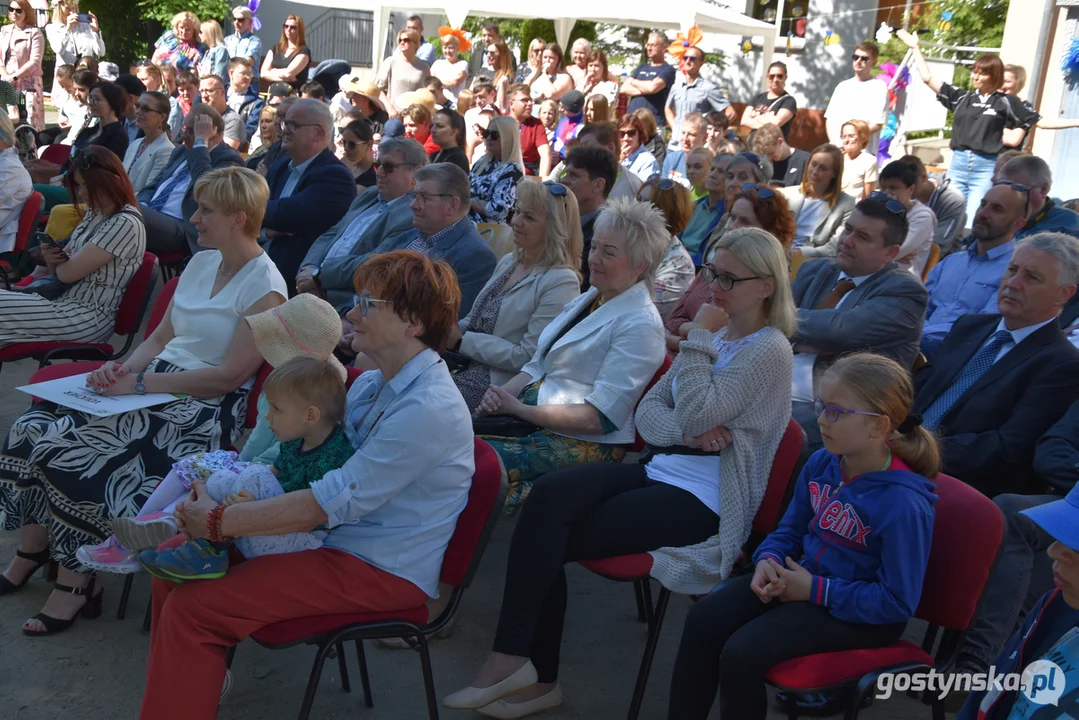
[753,449,937,625]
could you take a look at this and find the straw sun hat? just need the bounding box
[246,294,348,382]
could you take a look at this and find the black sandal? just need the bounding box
[0,547,57,596]
[22,574,103,637]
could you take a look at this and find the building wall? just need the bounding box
[721,0,879,110]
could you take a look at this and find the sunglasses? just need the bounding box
[7,6,22,14]
[341,139,366,150]
[700,265,763,291]
[742,182,776,199]
[767,74,785,80]
[374,160,414,173]
[482,129,500,141]
[814,399,882,424]
[867,191,907,216]
[351,294,392,317]
[682,55,702,63]
[737,151,762,168]
[852,54,872,63]
[135,102,164,113]
[233,16,247,22]
[644,174,676,191]
[618,129,638,137]
[993,179,1031,193]
[284,23,299,30]
[73,150,118,176]
[542,181,568,197]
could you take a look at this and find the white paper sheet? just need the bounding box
[17,372,183,418]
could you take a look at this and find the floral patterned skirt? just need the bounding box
[14,74,43,131]
[479,430,626,514]
[0,360,246,570]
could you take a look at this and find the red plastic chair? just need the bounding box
[578,416,809,720]
[226,438,507,720]
[0,252,160,378]
[0,190,43,289]
[39,143,71,167]
[629,354,674,453]
[764,473,1005,720]
[157,251,190,284]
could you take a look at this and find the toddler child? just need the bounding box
[138,355,354,582]
[666,353,940,719]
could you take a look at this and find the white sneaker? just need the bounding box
[112,512,178,551]
[221,669,233,701]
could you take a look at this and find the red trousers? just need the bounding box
[138,541,426,720]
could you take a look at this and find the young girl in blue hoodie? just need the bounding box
[666,352,939,719]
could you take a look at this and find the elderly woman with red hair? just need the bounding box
[137,250,474,720]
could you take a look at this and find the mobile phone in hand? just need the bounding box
[77,12,90,22]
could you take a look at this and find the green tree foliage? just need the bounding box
[136,0,229,28]
[81,0,146,65]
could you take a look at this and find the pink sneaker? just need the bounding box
[112,512,178,551]
[76,536,141,574]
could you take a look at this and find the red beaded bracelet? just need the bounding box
[207,504,227,543]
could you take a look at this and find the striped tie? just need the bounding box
[922,330,1012,431]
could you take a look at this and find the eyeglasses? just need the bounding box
[814,399,883,424]
[282,120,320,133]
[397,37,411,44]
[341,139,366,150]
[700,265,762,290]
[482,130,500,141]
[285,24,299,30]
[413,191,453,207]
[7,6,22,14]
[542,181,568,197]
[742,182,775,199]
[852,54,872,63]
[374,160,414,174]
[618,129,638,137]
[867,191,908,216]
[135,103,164,114]
[351,294,393,317]
[644,174,675,191]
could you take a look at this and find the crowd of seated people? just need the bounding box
[3,16,1079,720]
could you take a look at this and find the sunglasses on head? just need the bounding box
[644,174,675,191]
[542,181,568,197]
[737,151,762,168]
[994,179,1031,193]
[867,191,907,216]
[74,150,117,175]
[742,182,775,199]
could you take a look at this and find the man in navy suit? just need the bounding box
[914,231,1079,498]
[262,98,355,295]
[137,104,243,256]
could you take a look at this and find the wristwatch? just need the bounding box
[134,372,146,395]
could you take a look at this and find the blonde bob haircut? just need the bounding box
[263,355,347,426]
[473,115,524,175]
[592,197,671,293]
[709,227,798,337]
[193,166,270,237]
[200,19,225,48]
[515,180,584,278]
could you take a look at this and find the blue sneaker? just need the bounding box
[142,539,229,582]
[138,549,182,583]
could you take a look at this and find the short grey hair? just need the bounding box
[292,98,333,135]
[378,137,429,168]
[593,197,671,291]
[0,113,14,146]
[649,31,668,46]
[572,38,593,54]
[1018,232,1079,287]
[415,163,470,212]
[232,6,253,20]
[727,152,774,187]
[1002,154,1052,188]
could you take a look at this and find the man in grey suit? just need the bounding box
[296,137,424,311]
[791,196,929,448]
[137,104,243,257]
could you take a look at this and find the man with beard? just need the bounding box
[920,182,1030,357]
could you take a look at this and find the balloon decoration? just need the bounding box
[937,11,954,32]
[823,30,841,46]
[1063,37,1079,82]
[669,25,704,60]
[245,0,261,31]
[438,26,471,53]
[786,32,794,57]
[741,39,754,55]
[876,61,911,165]
[876,22,894,45]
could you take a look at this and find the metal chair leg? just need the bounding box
[117,574,134,620]
[632,579,647,623]
[226,646,237,668]
[626,587,670,720]
[296,642,333,720]
[142,595,152,633]
[334,640,351,693]
[416,633,440,720]
[641,578,655,627]
[355,640,373,708]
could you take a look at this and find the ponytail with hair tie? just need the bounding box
[897,414,922,434]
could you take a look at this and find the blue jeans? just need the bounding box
[955,493,1056,669]
[948,149,997,230]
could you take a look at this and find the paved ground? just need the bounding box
[0,283,952,719]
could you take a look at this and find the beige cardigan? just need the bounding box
[637,326,793,593]
[458,253,581,386]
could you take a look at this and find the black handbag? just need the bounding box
[22,273,71,300]
[472,414,542,437]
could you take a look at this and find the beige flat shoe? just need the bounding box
[441,661,539,710]
[476,683,564,719]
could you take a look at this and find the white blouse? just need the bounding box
[155,251,287,371]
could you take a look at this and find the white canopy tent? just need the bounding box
[286,0,777,85]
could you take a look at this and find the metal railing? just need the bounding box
[306,9,375,68]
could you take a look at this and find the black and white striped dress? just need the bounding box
[0,205,146,348]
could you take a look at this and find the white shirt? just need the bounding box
[0,146,31,253]
[155,251,287,371]
[989,317,1058,363]
[896,200,937,277]
[825,77,889,154]
[431,58,468,101]
[841,151,880,197]
[791,271,872,403]
[793,198,826,248]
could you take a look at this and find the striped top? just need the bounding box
[57,205,146,340]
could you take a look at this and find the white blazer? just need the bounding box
[123,132,175,194]
[521,281,666,445]
[459,253,581,386]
